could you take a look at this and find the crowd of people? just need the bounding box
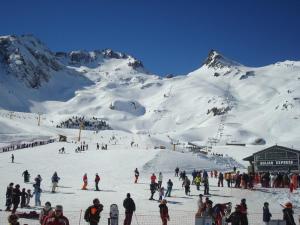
[0,139,55,153]
[56,116,110,131]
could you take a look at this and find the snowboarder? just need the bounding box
[165,179,173,197]
[159,199,170,225]
[43,205,69,225]
[263,202,272,225]
[12,184,21,213]
[134,168,139,183]
[33,184,42,206]
[95,173,100,191]
[84,198,104,225]
[158,172,163,188]
[82,173,88,190]
[5,182,14,211]
[149,182,157,200]
[282,202,296,225]
[22,170,30,183]
[11,154,14,163]
[123,193,136,225]
[39,201,53,225]
[51,172,60,193]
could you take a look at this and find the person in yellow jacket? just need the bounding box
[195,175,201,190]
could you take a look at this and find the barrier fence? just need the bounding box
[0,211,286,225]
[0,139,56,153]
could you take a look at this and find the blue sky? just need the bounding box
[0,0,299,75]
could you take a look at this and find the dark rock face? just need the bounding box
[128,59,143,69]
[239,71,255,80]
[0,35,62,88]
[203,49,240,69]
[207,106,231,116]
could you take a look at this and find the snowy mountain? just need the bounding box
[0,34,300,148]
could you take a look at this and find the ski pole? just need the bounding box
[134,212,140,225]
[78,209,82,225]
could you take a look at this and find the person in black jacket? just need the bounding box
[5,183,14,211]
[84,198,104,225]
[149,182,156,200]
[226,205,243,225]
[123,193,136,225]
[283,202,296,225]
[12,184,21,213]
[263,202,272,224]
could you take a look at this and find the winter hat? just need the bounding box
[93,198,100,205]
[284,202,293,209]
[264,202,269,206]
[127,193,131,198]
[55,205,63,211]
[45,202,51,207]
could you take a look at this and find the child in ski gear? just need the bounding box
[20,188,27,208]
[43,205,69,225]
[134,168,139,183]
[194,175,201,190]
[263,202,272,225]
[82,173,88,190]
[51,172,60,193]
[25,189,33,207]
[95,173,100,191]
[123,193,136,225]
[40,202,53,225]
[5,182,14,211]
[84,198,104,225]
[159,187,165,201]
[159,199,170,225]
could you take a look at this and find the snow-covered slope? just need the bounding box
[0,34,300,148]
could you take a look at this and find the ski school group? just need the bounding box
[4,157,300,225]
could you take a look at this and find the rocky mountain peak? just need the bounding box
[203,50,241,69]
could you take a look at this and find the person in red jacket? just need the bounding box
[151,173,157,184]
[43,205,69,225]
[82,173,88,190]
[95,174,100,191]
[159,199,170,225]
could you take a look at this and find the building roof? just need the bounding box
[243,145,300,161]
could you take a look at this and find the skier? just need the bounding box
[149,182,156,200]
[12,184,21,213]
[282,202,296,225]
[39,201,53,225]
[7,214,20,225]
[159,199,170,225]
[82,173,88,190]
[218,172,224,187]
[123,193,136,225]
[5,182,14,211]
[159,187,165,201]
[263,202,272,225]
[95,173,100,191]
[194,175,201,191]
[183,177,191,195]
[84,198,104,225]
[158,172,163,188]
[203,177,210,195]
[134,168,139,183]
[165,179,173,197]
[20,188,27,208]
[96,143,99,150]
[22,170,30,183]
[175,167,179,177]
[11,154,14,163]
[43,205,69,225]
[33,183,42,206]
[51,172,60,193]
[151,173,157,184]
